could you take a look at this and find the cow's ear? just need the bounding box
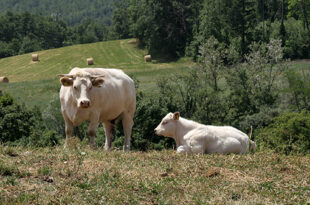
[60,77,73,86]
[173,112,180,120]
[92,78,104,87]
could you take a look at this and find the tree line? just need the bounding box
[1,0,309,60]
[0,12,115,58]
[112,0,310,60]
[0,0,118,26]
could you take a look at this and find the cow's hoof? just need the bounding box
[123,145,130,151]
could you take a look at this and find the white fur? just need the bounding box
[155,112,256,154]
[59,68,136,150]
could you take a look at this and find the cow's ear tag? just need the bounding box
[60,77,73,86]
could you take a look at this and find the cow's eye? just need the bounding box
[162,121,168,125]
[73,86,77,90]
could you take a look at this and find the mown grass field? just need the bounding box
[0,39,194,108]
[0,142,309,204]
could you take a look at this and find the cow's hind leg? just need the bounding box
[122,113,134,151]
[176,145,191,154]
[103,122,115,151]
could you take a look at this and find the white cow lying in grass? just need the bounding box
[154,112,256,154]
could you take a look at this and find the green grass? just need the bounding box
[0,39,195,108]
[0,144,309,204]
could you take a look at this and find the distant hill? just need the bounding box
[0,0,122,25]
[0,39,193,108]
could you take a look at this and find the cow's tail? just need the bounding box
[249,140,256,153]
[248,126,256,153]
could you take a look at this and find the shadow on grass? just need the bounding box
[125,39,182,63]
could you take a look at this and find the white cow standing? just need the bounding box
[155,112,256,154]
[59,67,136,151]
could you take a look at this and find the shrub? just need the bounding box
[256,111,310,155]
[0,94,36,143]
[131,93,175,151]
[42,94,65,137]
[0,92,62,147]
[225,39,289,126]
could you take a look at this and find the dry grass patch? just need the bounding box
[0,144,309,204]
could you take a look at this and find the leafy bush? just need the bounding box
[0,92,61,147]
[131,93,175,151]
[42,94,65,137]
[225,39,289,126]
[0,94,35,142]
[256,111,310,155]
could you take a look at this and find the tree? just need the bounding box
[112,1,130,39]
[0,12,73,57]
[225,39,289,126]
[198,36,226,91]
[228,0,256,55]
[191,0,257,59]
[128,0,202,57]
[288,0,310,32]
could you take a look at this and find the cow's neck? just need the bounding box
[174,117,200,147]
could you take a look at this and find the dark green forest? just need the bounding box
[112,0,310,59]
[0,0,309,59]
[0,0,118,26]
[0,12,113,58]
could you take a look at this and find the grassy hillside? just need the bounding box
[0,39,194,108]
[0,143,309,204]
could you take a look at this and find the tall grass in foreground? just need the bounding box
[0,143,309,204]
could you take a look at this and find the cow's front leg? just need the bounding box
[64,116,74,149]
[88,115,99,148]
[88,122,99,148]
[103,122,114,151]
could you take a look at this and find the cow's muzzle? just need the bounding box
[80,100,90,108]
[154,128,160,136]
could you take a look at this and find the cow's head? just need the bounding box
[58,74,104,108]
[154,112,180,137]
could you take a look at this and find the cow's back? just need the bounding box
[205,125,250,153]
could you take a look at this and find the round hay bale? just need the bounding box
[0,76,9,83]
[144,55,151,62]
[87,58,94,65]
[32,54,39,61]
